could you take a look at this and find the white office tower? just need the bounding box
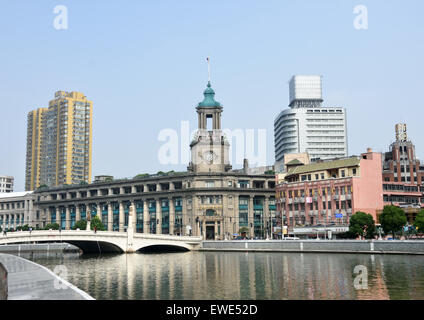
[274,75,348,171]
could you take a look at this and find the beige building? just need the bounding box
[25,91,93,190]
[33,81,276,240]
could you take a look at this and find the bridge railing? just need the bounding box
[0,230,202,243]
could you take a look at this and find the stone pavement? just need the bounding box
[0,253,94,300]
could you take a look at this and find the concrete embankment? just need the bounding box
[0,253,94,300]
[201,239,424,255]
[0,243,80,255]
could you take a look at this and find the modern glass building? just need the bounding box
[274,76,348,170]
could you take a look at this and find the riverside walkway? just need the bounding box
[0,253,94,300]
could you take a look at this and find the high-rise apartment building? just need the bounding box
[274,75,348,171]
[0,176,14,193]
[25,108,48,190]
[25,91,92,190]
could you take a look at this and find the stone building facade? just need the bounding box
[32,81,276,239]
[0,192,37,231]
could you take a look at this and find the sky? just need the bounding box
[0,0,423,191]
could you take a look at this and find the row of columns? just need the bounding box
[0,213,25,230]
[45,198,179,235]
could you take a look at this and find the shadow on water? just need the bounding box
[137,245,190,254]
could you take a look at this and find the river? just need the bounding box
[23,251,424,300]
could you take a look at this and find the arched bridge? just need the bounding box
[0,230,203,254]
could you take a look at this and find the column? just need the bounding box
[156,199,162,234]
[264,196,270,238]
[130,201,136,230]
[215,220,218,240]
[169,197,175,235]
[131,185,137,193]
[65,206,71,230]
[45,208,50,225]
[249,196,254,237]
[119,201,124,232]
[182,196,188,235]
[107,202,113,231]
[143,200,149,234]
[56,207,61,228]
[97,203,102,221]
[75,205,80,222]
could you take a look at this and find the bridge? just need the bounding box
[0,204,202,254]
[0,230,202,253]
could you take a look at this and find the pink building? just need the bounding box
[276,149,384,232]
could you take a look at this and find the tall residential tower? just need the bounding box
[25,91,93,190]
[274,75,348,171]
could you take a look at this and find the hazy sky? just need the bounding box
[1,0,423,191]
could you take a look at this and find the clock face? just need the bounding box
[203,151,215,164]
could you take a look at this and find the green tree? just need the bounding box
[380,205,407,239]
[239,227,249,237]
[44,223,60,230]
[349,211,376,239]
[72,220,87,230]
[134,173,149,179]
[414,209,424,236]
[90,216,106,231]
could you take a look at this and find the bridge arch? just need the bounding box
[57,240,124,254]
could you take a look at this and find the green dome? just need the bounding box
[198,81,221,107]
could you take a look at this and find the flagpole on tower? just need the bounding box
[207,57,211,82]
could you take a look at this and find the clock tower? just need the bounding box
[188,81,232,173]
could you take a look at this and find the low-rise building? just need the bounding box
[276,149,384,236]
[0,192,37,231]
[0,176,14,193]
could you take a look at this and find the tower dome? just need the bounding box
[198,81,221,107]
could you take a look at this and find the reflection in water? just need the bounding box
[27,252,424,300]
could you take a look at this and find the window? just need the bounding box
[341,170,345,178]
[353,168,357,175]
[205,181,215,188]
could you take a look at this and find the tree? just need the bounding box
[349,211,376,239]
[239,227,249,237]
[90,216,106,231]
[72,220,87,230]
[134,173,149,179]
[44,223,60,230]
[414,209,424,236]
[380,205,407,239]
